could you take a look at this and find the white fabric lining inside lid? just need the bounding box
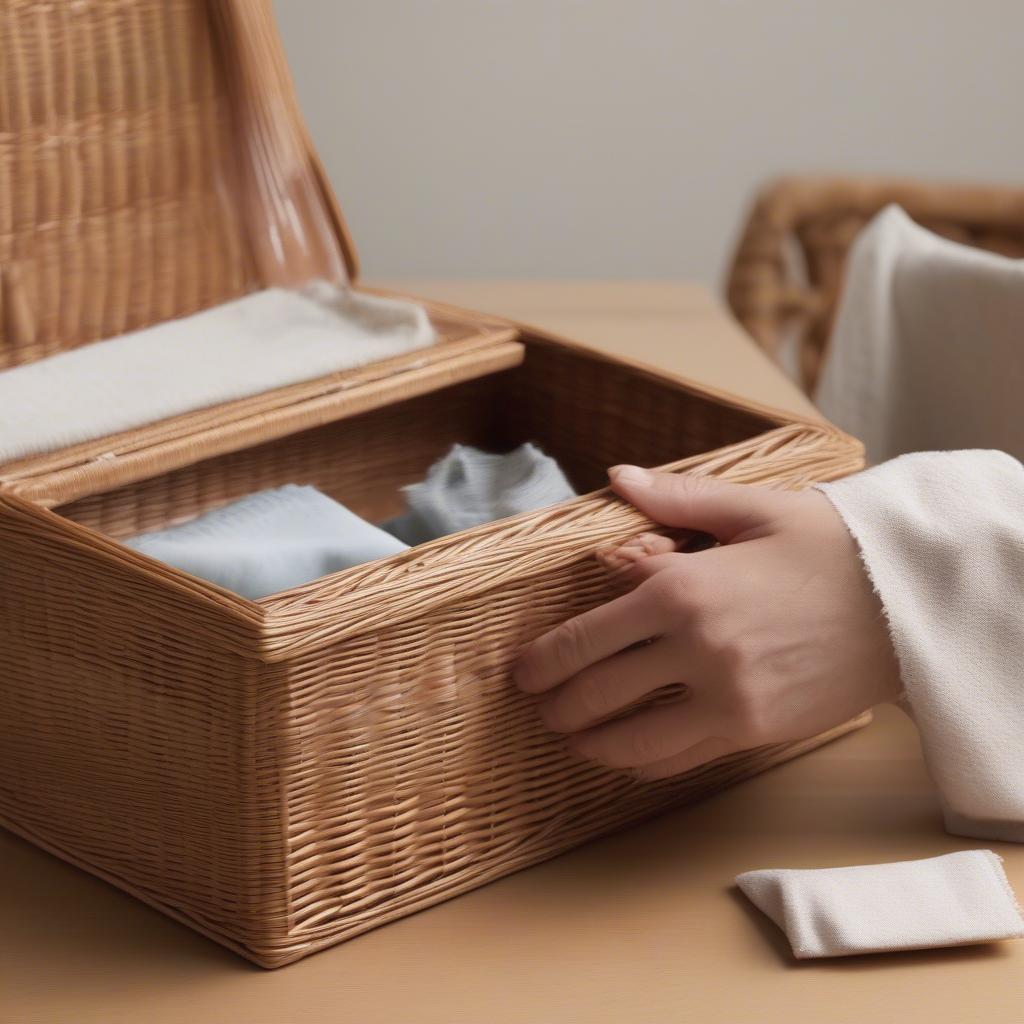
[0,282,437,465]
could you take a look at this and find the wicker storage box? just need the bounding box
[0,0,865,967]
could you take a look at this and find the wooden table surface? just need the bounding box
[3,282,1020,1024]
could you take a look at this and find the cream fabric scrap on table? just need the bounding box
[737,851,1024,959]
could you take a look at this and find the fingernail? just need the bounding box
[608,465,649,486]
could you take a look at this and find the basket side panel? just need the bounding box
[265,429,864,966]
[501,336,786,491]
[0,500,289,955]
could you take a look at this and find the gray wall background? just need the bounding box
[276,1,1024,285]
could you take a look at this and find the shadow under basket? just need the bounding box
[0,331,867,967]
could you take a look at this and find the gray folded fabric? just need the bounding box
[384,443,576,545]
[125,485,408,600]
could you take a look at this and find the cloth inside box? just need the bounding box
[48,340,781,554]
[125,444,577,599]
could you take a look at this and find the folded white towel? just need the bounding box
[737,851,1024,959]
[125,485,408,599]
[0,282,436,465]
[384,443,577,545]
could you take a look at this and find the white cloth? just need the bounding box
[125,485,408,600]
[737,851,1024,959]
[815,205,1024,464]
[384,443,576,545]
[819,451,1024,842]
[0,282,436,464]
[748,214,1024,958]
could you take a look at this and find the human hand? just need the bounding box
[513,466,901,779]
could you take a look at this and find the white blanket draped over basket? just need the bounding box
[816,204,1024,465]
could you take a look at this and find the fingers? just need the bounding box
[597,529,719,588]
[599,549,681,585]
[608,466,786,543]
[596,532,679,585]
[597,531,716,569]
[539,638,684,733]
[596,532,677,570]
[514,588,657,695]
[631,736,740,780]
[569,700,714,770]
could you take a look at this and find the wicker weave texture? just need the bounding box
[0,0,868,968]
[726,175,1024,391]
[0,0,516,503]
[0,0,353,370]
[0,338,864,966]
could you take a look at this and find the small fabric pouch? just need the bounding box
[737,850,1024,959]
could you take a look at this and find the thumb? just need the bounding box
[607,465,787,543]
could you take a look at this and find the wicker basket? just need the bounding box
[0,0,865,967]
[726,175,1024,392]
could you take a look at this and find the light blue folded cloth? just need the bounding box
[125,485,408,599]
[384,443,576,545]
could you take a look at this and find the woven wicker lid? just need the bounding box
[1,0,358,372]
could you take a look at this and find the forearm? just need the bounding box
[818,450,1024,841]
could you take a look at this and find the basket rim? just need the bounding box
[0,296,825,507]
[0,417,863,662]
[255,420,862,657]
